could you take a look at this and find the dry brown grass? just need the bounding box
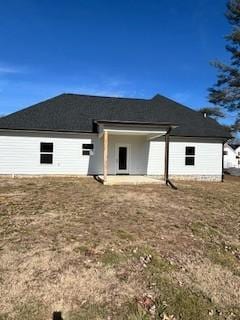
[0,176,240,319]
[173,258,240,307]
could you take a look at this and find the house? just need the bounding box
[236,146,240,167]
[0,93,231,184]
[224,143,240,168]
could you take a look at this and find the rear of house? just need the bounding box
[0,93,230,182]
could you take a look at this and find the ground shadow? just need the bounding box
[53,311,63,320]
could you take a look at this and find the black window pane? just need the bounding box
[82,144,94,150]
[82,150,90,156]
[41,142,53,153]
[186,146,195,155]
[119,147,127,170]
[185,157,195,166]
[40,154,53,164]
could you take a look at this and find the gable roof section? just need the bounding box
[229,143,240,150]
[0,93,231,138]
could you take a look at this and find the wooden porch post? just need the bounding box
[103,131,108,182]
[164,128,171,184]
[222,141,225,182]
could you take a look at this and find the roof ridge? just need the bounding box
[62,92,149,101]
[151,93,228,131]
[152,93,198,113]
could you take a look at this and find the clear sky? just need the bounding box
[0,0,233,122]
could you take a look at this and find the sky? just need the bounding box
[0,0,235,124]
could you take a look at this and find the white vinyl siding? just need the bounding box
[0,132,102,175]
[0,132,223,177]
[147,138,222,176]
[147,141,165,175]
[168,140,222,176]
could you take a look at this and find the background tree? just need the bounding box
[198,106,225,120]
[198,106,236,137]
[232,117,240,131]
[209,0,240,134]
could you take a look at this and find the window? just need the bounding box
[40,153,53,164]
[82,144,94,150]
[185,157,195,166]
[186,146,195,155]
[40,142,53,164]
[224,151,228,155]
[185,146,195,166]
[82,143,94,156]
[40,142,53,153]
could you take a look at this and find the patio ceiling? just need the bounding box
[97,121,177,140]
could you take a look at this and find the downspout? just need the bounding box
[164,127,177,190]
[222,141,225,182]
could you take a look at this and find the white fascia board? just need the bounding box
[104,129,167,135]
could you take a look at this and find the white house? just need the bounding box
[236,146,240,167]
[224,143,240,168]
[0,93,230,184]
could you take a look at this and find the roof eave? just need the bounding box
[0,127,94,134]
[94,120,178,127]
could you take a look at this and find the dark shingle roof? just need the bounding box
[229,143,240,150]
[0,93,231,138]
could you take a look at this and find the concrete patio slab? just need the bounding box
[97,175,164,185]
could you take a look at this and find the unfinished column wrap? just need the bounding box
[103,131,108,181]
[164,128,171,183]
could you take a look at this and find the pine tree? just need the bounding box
[209,0,240,129]
[198,106,225,120]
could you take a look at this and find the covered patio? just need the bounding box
[95,120,176,185]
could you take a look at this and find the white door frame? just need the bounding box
[115,144,130,174]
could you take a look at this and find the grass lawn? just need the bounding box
[0,175,239,320]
